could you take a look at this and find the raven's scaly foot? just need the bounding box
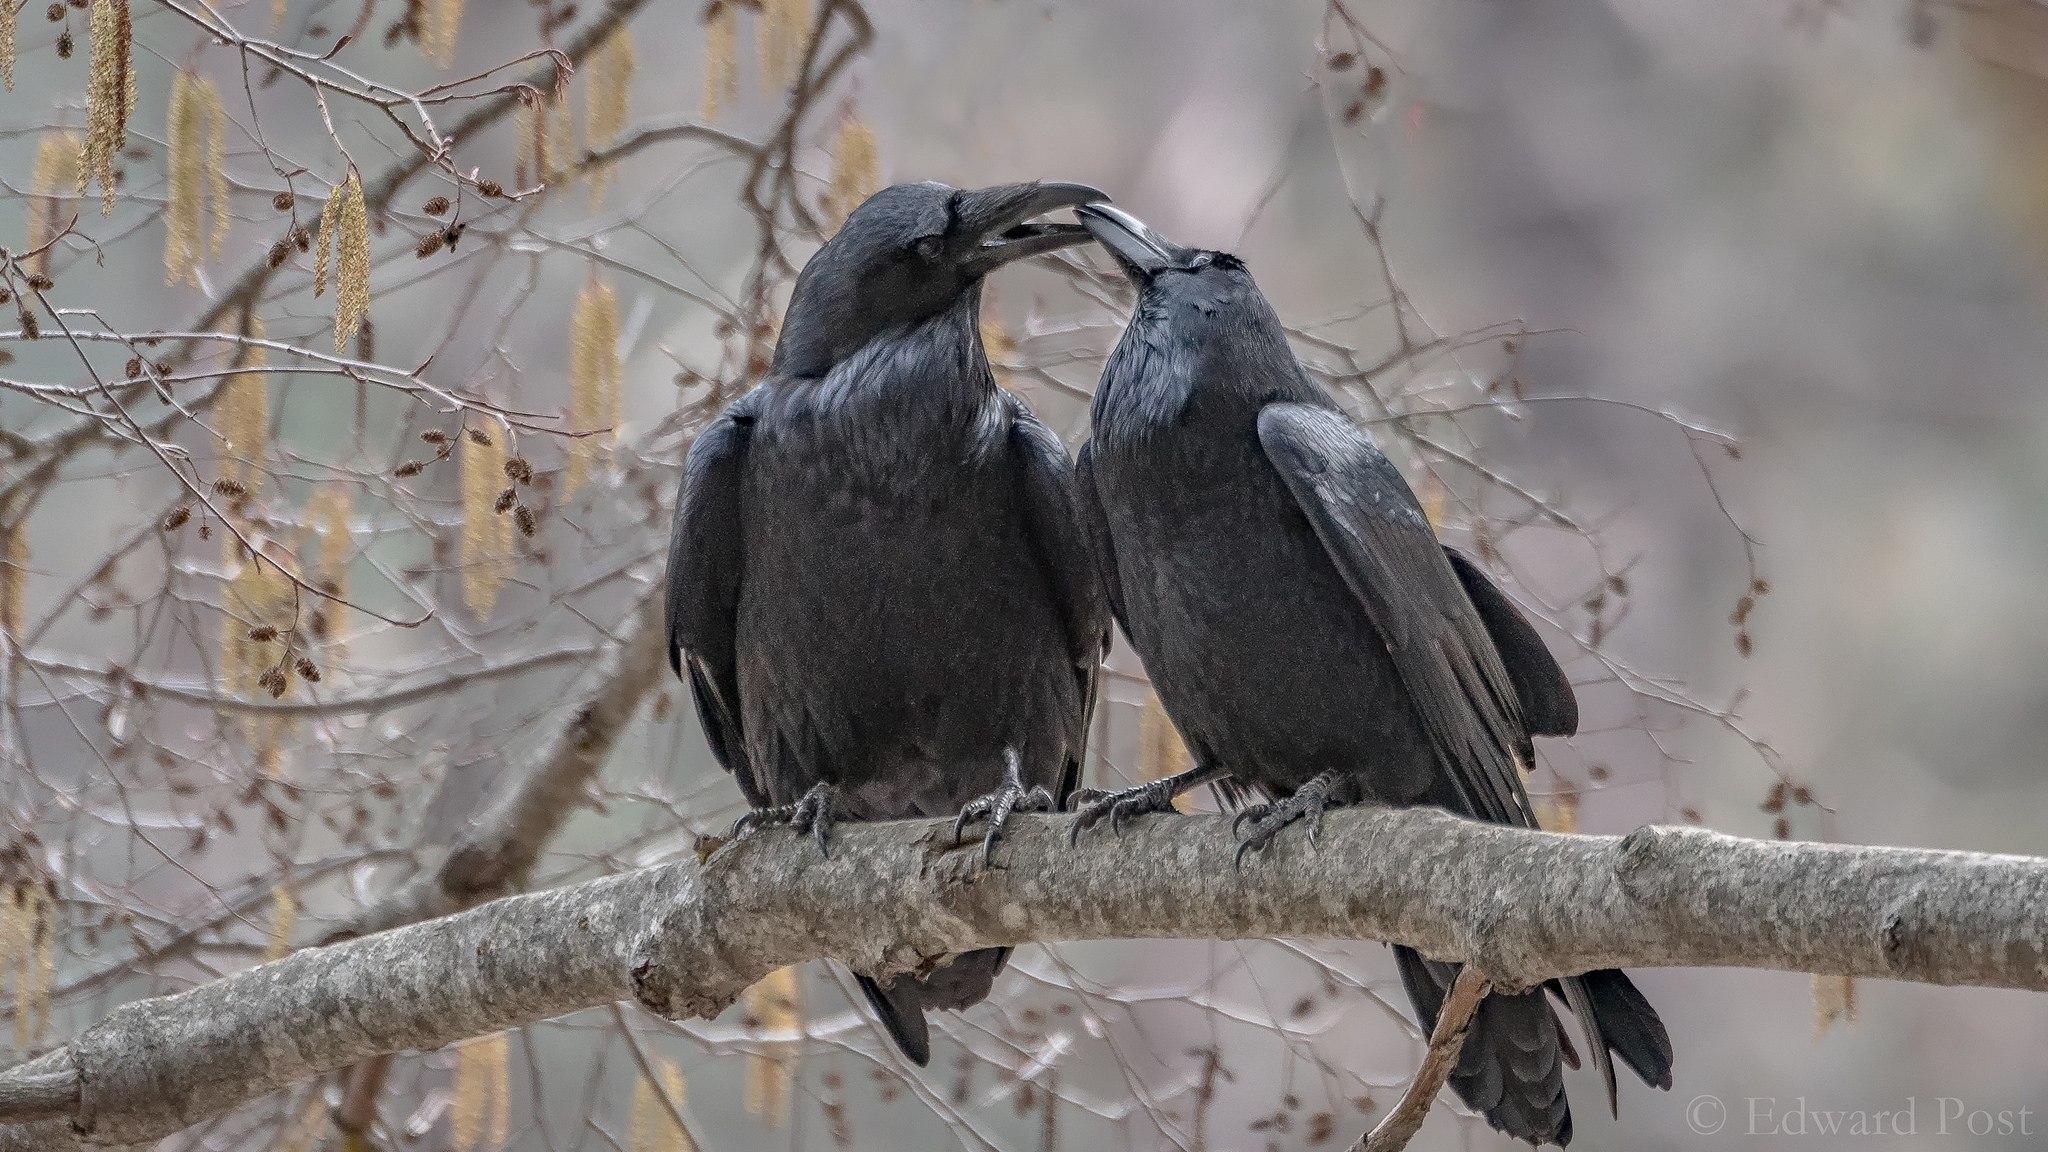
[1232,770,1339,868]
[1068,779,1179,843]
[954,748,1054,865]
[1069,760,1231,844]
[733,781,842,858]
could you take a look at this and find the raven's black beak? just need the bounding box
[1076,203,1188,279]
[954,181,1104,277]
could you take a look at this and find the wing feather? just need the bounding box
[1256,401,1532,828]
[666,391,767,807]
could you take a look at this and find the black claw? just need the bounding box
[1069,780,1176,844]
[731,783,840,858]
[1230,773,1338,868]
[955,750,1053,865]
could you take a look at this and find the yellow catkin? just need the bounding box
[9,885,52,1051]
[460,428,511,618]
[81,0,132,215]
[32,888,53,1047]
[0,510,25,640]
[275,1093,329,1152]
[513,101,537,189]
[1,0,15,92]
[981,307,1015,389]
[1418,472,1445,531]
[1136,692,1194,814]
[165,72,205,285]
[566,274,621,496]
[585,25,635,207]
[632,1061,695,1152]
[24,133,82,280]
[453,1032,511,1149]
[701,3,737,123]
[743,966,801,1128]
[550,89,573,184]
[0,887,21,1054]
[218,315,270,494]
[758,0,810,91]
[487,1029,510,1148]
[264,884,296,961]
[307,485,352,592]
[313,184,336,297]
[451,1037,484,1150]
[1533,791,1579,834]
[824,111,879,228]
[269,0,288,34]
[223,543,293,717]
[305,484,352,659]
[334,172,369,352]
[1811,973,1857,1040]
[207,80,229,258]
[423,0,465,67]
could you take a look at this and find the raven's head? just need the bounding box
[1079,203,1287,375]
[772,180,1102,377]
[1077,203,1252,297]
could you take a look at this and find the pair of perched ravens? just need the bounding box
[665,180,1672,1146]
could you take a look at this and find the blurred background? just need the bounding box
[6,0,2048,1147]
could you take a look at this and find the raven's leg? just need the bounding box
[953,747,1055,865]
[732,781,842,858]
[1231,769,1339,868]
[1068,761,1230,843]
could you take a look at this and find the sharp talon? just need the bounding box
[733,782,839,858]
[957,752,1053,864]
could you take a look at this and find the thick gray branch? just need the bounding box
[6,806,2048,1146]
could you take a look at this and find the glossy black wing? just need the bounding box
[1255,402,1534,829]
[666,392,767,808]
[1443,547,1579,739]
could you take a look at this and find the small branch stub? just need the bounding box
[0,1067,79,1125]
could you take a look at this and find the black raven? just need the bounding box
[1067,204,1672,1146]
[665,181,1111,1067]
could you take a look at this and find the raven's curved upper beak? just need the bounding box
[1076,203,1188,278]
[954,181,1104,277]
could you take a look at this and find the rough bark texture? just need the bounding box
[6,806,2048,1146]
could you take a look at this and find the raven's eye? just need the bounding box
[1190,253,1214,270]
[911,236,943,261]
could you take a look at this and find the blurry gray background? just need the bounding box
[9,0,2048,1147]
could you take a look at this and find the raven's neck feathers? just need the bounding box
[794,288,999,430]
[1091,285,1320,442]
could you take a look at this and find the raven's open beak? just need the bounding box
[954,181,1104,277]
[1076,203,1188,278]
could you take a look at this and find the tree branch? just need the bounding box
[1358,966,1489,1152]
[4,805,2047,1146]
